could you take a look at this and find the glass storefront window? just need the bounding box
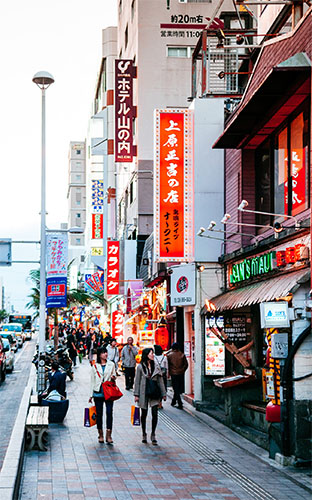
[274,127,288,215]
[290,111,309,216]
[255,100,310,227]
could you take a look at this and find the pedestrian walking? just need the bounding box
[134,347,166,444]
[89,346,116,444]
[107,338,120,372]
[121,337,138,390]
[154,344,168,407]
[67,329,78,367]
[167,342,188,409]
[86,331,99,365]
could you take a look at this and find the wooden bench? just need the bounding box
[25,406,49,451]
[30,394,39,406]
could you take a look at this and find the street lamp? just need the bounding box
[32,71,54,392]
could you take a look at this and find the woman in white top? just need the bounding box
[89,346,116,443]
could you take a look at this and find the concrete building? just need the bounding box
[67,141,86,246]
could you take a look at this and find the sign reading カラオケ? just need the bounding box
[115,59,136,163]
[154,109,194,262]
[107,241,120,295]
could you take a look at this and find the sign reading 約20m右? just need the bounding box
[154,109,194,263]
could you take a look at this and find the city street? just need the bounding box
[19,359,311,500]
[0,337,36,470]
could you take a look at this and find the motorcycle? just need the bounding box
[56,346,74,381]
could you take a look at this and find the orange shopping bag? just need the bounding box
[84,406,97,427]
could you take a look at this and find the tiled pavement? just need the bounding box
[19,359,312,500]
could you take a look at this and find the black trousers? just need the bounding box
[124,367,135,389]
[171,374,184,407]
[141,405,158,434]
[94,397,113,430]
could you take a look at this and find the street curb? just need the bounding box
[0,364,36,500]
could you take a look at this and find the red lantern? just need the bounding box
[155,326,169,351]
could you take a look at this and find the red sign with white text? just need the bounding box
[112,310,124,339]
[92,214,103,239]
[107,241,120,295]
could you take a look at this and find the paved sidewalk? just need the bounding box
[19,359,311,500]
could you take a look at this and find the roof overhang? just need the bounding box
[213,52,311,150]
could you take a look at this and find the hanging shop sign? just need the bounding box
[92,214,103,239]
[112,310,124,340]
[115,59,136,163]
[46,232,68,277]
[107,241,120,295]
[170,263,195,306]
[91,180,104,216]
[229,243,308,285]
[91,247,103,256]
[205,317,225,376]
[46,277,67,308]
[154,109,194,263]
[260,302,290,328]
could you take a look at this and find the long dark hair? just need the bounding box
[141,348,154,374]
[96,346,107,364]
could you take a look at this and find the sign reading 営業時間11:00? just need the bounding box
[154,109,194,263]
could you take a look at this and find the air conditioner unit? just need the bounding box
[179,0,187,3]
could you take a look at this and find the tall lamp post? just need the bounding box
[32,71,55,392]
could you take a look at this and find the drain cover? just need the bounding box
[199,457,226,465]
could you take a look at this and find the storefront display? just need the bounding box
[205,317,225,376]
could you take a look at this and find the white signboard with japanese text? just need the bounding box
[260,302,290,328]
[170,263,195,306]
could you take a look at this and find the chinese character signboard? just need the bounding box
[112,310,124,340]
[46,232,68,277]
[115,59,136,163]
[107,241,120,295]
[46,277,67,308]
[154,109,194,262]
[92,214,103,239]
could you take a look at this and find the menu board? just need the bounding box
[205,317,225,376]
[224,314,249,346]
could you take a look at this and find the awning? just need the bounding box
[211,268,310,312]
[213,52,311,150]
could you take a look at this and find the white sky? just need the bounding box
[0,0,117,312]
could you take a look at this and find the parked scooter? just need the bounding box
[56,346,74,380]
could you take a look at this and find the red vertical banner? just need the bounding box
[107,241,120,295]
[92,214,103,239]
[115,60,135,163]
[154,109,194,262]
[112,310,124,339]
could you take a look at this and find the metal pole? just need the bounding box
[38,86,46,393]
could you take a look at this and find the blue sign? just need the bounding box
[46,277,67,308]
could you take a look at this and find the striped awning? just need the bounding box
[211,268,310,312]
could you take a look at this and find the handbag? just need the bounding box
[145,377,161,399]
[84,406,97,427]
[102,381,123,402]
[94,365,123,402]
[131,405,141,426]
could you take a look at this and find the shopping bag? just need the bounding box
[102,381,123,402]
[84,406,97,427]
[131,405,141,426]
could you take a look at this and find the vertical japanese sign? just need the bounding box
[92,214,103,239]
[46,232,68,308]
[112,310,124,340]
[107,241,120,295]
[115,59,135,162]
[92,180,104,213]
[46,232,68,276]
[154,109,194,262]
